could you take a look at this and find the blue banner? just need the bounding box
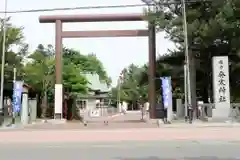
[12,81,23,113]
[160,77,172,109]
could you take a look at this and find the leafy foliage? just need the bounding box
[23,45,111,97]
[110,60,184,104]
[62,48,111,86]
[110,64,146,106]
[146,0,240,102]
[111,0,240,103]
[0,19,111,118]
[63,50,88,93]
[23,44,55,93]
[0,17,27,92]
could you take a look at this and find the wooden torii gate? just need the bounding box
[39,13,158,119]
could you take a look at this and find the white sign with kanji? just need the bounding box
[212,56,230,110]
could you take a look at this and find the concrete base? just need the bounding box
[54,84,63,117]
[212,105,230,121]
[54,113,62,120]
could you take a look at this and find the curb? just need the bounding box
[0,125,24,130]
[27,114,121,125]
[156,123,240,128]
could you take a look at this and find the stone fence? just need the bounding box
[175,99,240,121]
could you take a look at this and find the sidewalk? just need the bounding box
[2,113,240,130]
[146,118,240,127]
[1,127,240,143]
[0,112,123,130]
[157,122,240,128]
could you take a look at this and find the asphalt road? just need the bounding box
[1,140,240,160]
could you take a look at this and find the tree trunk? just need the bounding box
[189,51,198,118]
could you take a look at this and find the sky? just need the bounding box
[0,0,174,86]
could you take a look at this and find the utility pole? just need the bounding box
[182,0,192,123]
[0,0,8,126]
[117,79,121,112]
[184,64,188,121]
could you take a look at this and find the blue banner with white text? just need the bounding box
[12,81,23,113]
[160,77,172,109]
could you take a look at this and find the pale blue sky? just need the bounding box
[0,0,174,86]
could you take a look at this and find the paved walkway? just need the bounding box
[19,111,153,130]
[2,111,240,130]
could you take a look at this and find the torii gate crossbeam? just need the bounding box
[39,13,158,119]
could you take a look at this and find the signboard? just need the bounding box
[90,109,100,117]
[12,81,23,113]
[212,56,230,109]
[160,77,172,109]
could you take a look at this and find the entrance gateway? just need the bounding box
[39,13,159,119]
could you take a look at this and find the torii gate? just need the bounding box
[39,13,157,119]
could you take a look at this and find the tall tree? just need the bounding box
[24,46,111,117]
[62,52,88,94]
[147,0,240,102]
[62,48,112,86]
[23,44,55,117]
[0,17,28,94]
[110,64,148,106]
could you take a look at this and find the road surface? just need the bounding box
[1,127,240,159]
[1,140,240,159]
[1,111,240,159]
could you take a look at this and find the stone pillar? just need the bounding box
[29,98,37,123]
[200,106,206,118]
[207,106,212,117]
[176,99,184,119]
[21,87,29,125]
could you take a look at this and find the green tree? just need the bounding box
[62,48,112,86]
[146,0,240,102]
[0,17,27,93]
[24,46,111,117]
[23,44,55,117]
[62,56,88,94]
[110,64,148,107]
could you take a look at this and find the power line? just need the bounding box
[0,0,212,14]
[1,4,145,14]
